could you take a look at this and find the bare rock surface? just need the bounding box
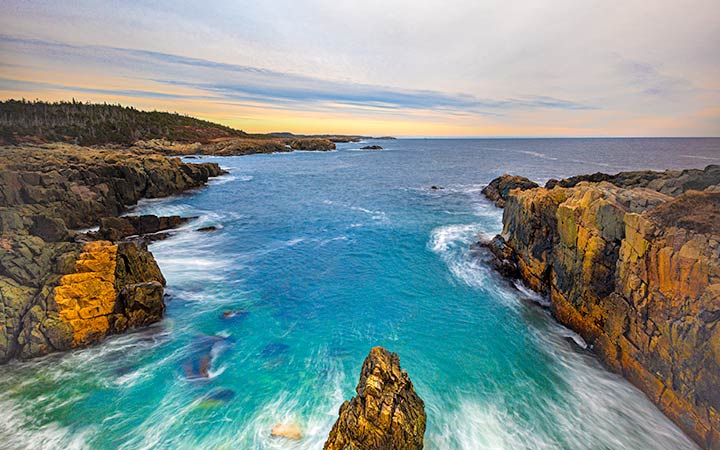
[481,165,720,449]
[324,347,426,450]
[0,144,222,362]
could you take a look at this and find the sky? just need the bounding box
[1,0,719,137]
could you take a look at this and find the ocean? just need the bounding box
[1,138,719,449]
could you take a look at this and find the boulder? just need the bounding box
[324,347,426,450]
[482,174,538,207]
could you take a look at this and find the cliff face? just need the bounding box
[0,144,223,362]
[324,347,426,450]
[484,165,720,449]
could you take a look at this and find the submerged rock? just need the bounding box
[182,334,233,379]
[481,165,720,448]
[271,423,303,440]
[220,308,248,321]
[481,174,538,207]
[324,346,426,450]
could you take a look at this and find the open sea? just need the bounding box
[1,138,719,449]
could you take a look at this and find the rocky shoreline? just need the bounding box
[0,143,225,362]
[479,165,720,449]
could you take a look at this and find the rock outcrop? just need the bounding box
[481,165,720,449]
[481,174,539,208]
[0,144,223,362]
[97,215,194,241]
[324,347,426,450]
[360,145,383,150]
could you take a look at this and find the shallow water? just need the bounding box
[2,138,719,449]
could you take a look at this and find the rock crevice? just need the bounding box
[324,347,426,450]
[481,165,720,449]
[0,144,223,362]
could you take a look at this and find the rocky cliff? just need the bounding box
[0,144,224,362]
[482,165,720,449]
[324,347,426,450]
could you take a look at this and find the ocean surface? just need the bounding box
[2,138,719,450]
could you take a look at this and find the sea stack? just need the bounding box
[324,346,426,450]
[480,165,720,449]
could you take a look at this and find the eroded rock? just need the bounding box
[482,166,720,449]
[324,346,426,450]
[481,174,539,208]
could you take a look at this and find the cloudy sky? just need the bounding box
[1,0,718,136]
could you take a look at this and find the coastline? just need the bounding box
[0,143,225,362]
[479,166,720,449]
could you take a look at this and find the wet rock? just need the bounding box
[197,226,218,232]
[430,185,443,190]
[481,174,538,207]
[220,309,248,321]
[195,388,236,408]
[361,145,383,150]
[271,423,303,440]
[98,215,194,241]
[183,335,232,379]
[261,342,289,357]
[483,165,720,448]
[324,346,426,450]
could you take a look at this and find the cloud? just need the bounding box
[0,35,596,116]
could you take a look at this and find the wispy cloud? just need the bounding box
[0,35,596,115]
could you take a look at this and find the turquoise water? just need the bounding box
[2,138,719,449]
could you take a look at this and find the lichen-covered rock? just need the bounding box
[0,144,222,362]
[484,165,720,449]
[482,174,539,208]
[324,347,426,450]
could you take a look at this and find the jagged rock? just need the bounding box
[0,144,222,362]
[324,347,426,450]
[481,174,539,207]
[98,214,194,241]
[361,145,383,150]
[482,165,720,449]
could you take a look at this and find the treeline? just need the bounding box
[0,99,248,145]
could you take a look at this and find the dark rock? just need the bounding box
[261,342,289,357]
[324,347,426,450]
[221,309,248,321]
[430,185,443,190]
[361,145,383,150]
[29,215,70,242]
[482,174,539,208]
[197,226,218,232]
[98,214,194,241]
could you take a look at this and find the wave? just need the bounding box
[429,224,495,292]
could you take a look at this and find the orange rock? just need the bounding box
[271,423,303,440]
